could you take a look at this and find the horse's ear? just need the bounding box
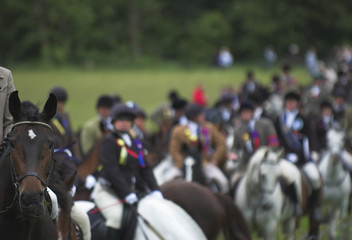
[9,91,22,122]
[41,93,57,122]
[276,147,285,159]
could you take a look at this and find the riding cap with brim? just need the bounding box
[220,93,234,104]
[172,99,188,110]
[135,108,147,119]
[50,86,68,103]
[185,103,204,120]
[110,103,137,123]
[239,100,255,112]
[320,99,333,110]
[284,90,301,102]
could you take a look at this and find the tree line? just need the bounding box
[1,0,352,66]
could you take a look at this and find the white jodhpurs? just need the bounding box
[71,203,91,240]
[279,159,302,202]
[153,155,183,185]
[302,162,322,190]
[92,182,123,229]
[203,163,230,193]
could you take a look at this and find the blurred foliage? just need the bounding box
[1,0,352,66]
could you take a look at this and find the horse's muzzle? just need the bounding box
[19,191,45,219]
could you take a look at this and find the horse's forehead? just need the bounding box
[265,151,278,162]
[12,125,51,145]
[327,130,344,145]
[328,129,344,139]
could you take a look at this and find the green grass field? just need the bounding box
[12,64,312,132]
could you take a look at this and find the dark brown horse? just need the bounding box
[0,91,78,240]
[160,180,252,240]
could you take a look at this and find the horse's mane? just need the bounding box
[245,147,272,188]
[247,147,269,175]
[21,101,41,121]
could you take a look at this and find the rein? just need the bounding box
[0,121,54,214]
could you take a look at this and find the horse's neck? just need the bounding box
[324,152,346,178]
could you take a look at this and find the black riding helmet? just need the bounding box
[110,103,136,123]
[185,103,204,121]
[50,86,68,103]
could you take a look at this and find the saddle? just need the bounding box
[88,202,138,240]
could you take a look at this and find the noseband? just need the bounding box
[9,121,55,188]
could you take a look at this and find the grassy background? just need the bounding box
[11,64,312,132]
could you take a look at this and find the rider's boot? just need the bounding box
[287,182,302,217]
[106,227,120,240]
[310,188,322,221]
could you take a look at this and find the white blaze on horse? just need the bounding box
[318,126,352,239]
[234,147,297,240]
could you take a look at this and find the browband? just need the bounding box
[11,121,53,133]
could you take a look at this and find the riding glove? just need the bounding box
[149,190,163,199]
[125,192,138,204]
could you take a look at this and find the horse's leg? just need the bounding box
[327,208,337,240]
[308,216,320,240]
[282,218,296,240]
[263,223,277,240]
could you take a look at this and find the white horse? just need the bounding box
[75,195,207,240]
[318,126,352,239]
[234,147,297,240]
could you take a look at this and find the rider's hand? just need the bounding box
[85,174,96,190]
[149,190,163,199]
[125,193,138,205]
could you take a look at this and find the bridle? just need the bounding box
[258,159,279,195]
[0,121,55,214]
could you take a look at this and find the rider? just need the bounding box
[80,95,114,158]
[169,103,229,193]
[229,100,280,183]
[230,100,303,217]
[274,90,322,220]
[92,103,163,240]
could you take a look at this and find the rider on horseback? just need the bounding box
[274,90,322,220]
[92,103,163,240]
[169,103,229,193]
[230,99,305,218]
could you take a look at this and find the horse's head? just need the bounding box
[326,125,345,158]
[247,147,281,194]
[8,91,57,219]
[259,148,281,194]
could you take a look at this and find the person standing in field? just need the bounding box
[0,66,16,143]
[192,83,207,107]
